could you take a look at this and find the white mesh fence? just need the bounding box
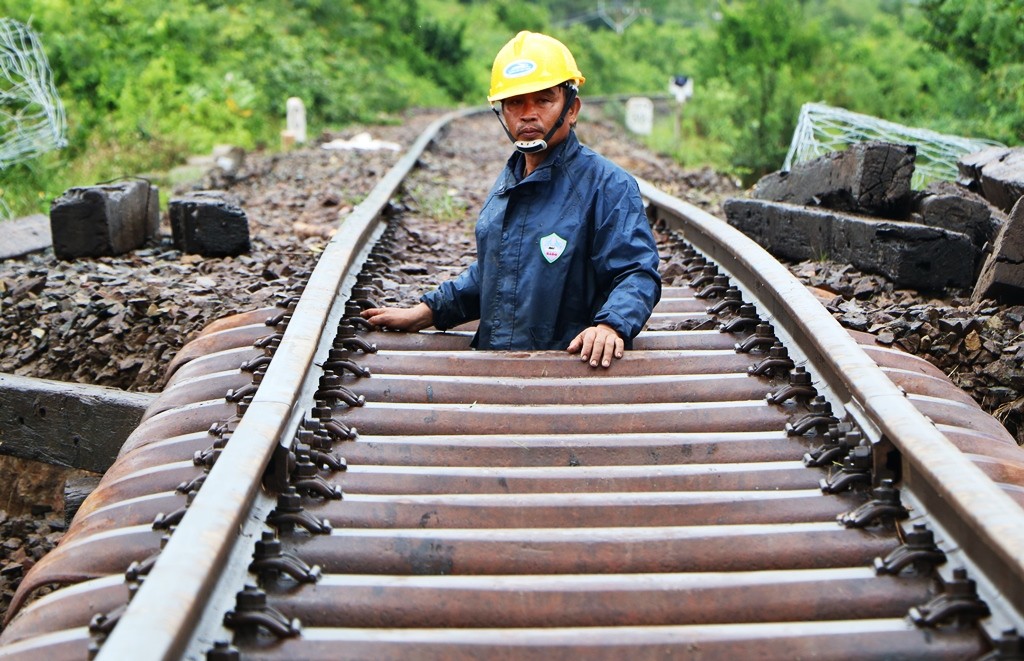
[0,18,67,217]
[783,102,1004,189]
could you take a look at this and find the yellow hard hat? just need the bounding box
[488,31,585,103]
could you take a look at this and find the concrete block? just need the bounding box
[169,190,250,257]
[973,197,1024,303]
[958,146,1024,214]
[49,180,159,260]
[754,141,915,218]
[725,197,978,291]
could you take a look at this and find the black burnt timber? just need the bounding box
[49,180,160,260]
[958,146,1024,214]
[754,141,915,218]
[168,190,251,257]
[973,196,1024,303]
[0,373,154,472]
[723,198,977,291]
[911,180,1005,249]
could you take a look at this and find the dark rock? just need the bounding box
[958,146,1024,213]
[754,141,915,218]
[169,191,251,257]
[49,180,160,260]
[725,198,978,290]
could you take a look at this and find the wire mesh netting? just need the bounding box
[783,102,1005,189]
[0,18,67,217]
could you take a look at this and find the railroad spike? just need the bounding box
[696,274,730,300]
[291,446,344,500]
[838,479,910,528]
[786,396,838,436]
[909,568,990,627]
[689,265,718,290]
[176,472,207,494]
[323,347,372,378]
[252,332,283,350]
[820,445,873,493]
[721,303,760,334]
[735,323,777,354]
[239,353,272,373]
[768,366,817,405]
[336,321,378,353]
[804,427,859,468]
[249,531,322,584]
[344,301,374,330]
[267,487,332,534]
[152,490,196,530]
[223,585,301,639]
[707,287,743,315]
[874,523,946,576]
[748,343,795,377]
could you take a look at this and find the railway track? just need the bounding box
[2,108,1024,659]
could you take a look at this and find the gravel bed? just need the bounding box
[1,105,1022,629]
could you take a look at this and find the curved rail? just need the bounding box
[641,181,1024,619]
[1,107,1023,659]
[95,108,478,660]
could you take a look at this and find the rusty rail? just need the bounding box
[2,108,1023,660]
[92,108,478,660]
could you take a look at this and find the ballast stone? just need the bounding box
[754,141,916,218]
[49,180,159,260]
[169,190,250,257]
[725,198,978,291]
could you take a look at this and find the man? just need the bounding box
[362,31,661,369]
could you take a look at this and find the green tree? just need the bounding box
[693,0,824,180]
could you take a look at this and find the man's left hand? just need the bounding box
[567,323,624,368]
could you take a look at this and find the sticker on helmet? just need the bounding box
[540,233,567,263]
[503,59,537,79]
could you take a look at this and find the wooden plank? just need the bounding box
[0,373,155,472]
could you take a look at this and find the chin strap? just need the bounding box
[493,84,578,154]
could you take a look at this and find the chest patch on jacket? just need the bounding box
[540,233,567,263]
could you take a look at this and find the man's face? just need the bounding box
[501,86,579,151]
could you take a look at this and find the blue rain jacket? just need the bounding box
[421,130,661,350]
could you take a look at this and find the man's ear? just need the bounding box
[568,96,582,126]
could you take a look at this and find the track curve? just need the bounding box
[1,108,1023,660]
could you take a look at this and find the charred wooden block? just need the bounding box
[725,197,977,291]
[958,146,1024,214]
[973,197,1024,303]
[912,181,1004,249]
[169,191,250,257]
[754,142,916,218]
[49,180,159,260]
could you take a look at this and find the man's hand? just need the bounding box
[567,323,624,368]
[361,302,434,332]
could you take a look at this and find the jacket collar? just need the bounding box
[503,130,580,188]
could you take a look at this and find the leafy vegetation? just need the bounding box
[1,0,1020,216]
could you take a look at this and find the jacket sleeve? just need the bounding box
[590,175,662,341]
[420,261,482,331]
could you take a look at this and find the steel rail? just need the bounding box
[95,108,478,661]
[640,179,1024,620]
[19,106,1011,658]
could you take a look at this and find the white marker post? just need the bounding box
[286,97,307,144]
[625,97,654,136]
